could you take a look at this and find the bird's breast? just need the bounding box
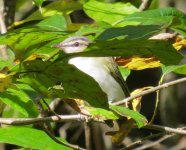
[68,57,125,102]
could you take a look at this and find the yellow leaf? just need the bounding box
[173,36,186,50]
[116,57,161,70]
[24,54,49,61]
[0,73,12,92]
[115,34,185,70]
[131,86,153,112]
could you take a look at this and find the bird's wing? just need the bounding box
[106,57,130,97]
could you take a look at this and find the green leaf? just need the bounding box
[76,22,112,37]
[161,65,181,75]
[19,60,109,109]
[0,48,15,70]
[119,67,131,80]
[110,105,147,128]
[14,0,82,25]
[118,7,186,35]
[84,0,139,25]
[0,127,71,150]
[36,15,67,31]
[33,0,44,7]
[97,25,162,40]
[162,64,186,75]
[87,107,119,120]
[0,84,38,117]
[82,39,183,65]
[0,27,66,59]
[174,64,186,74]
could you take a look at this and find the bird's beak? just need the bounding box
[51,42,63,49]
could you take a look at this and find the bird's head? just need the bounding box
[53,36,91,53]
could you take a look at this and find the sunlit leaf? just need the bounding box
[0,27,66,59]
[14,0,82,26]
[0,73,12,92]
[161,65,181,75]
[162,64,186,75]
[0,83,38,117]
[0,48,15,70]
[110,105,147,128]
[84,0,138,25]
[174,64,186,75]
[118,7,186,35]
[0,127,71,150]
[118,66,131,79]
[87,107,119,121]
[36,15,67,31]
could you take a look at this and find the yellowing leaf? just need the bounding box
[115,34,185,70]
[65,98,91,116]
[24,54,49,61]
[116,57,161,70]
[173,36,186,50]
[131,86,153,112]
[0,73,12,92]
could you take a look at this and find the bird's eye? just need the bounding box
[74,42,80,47]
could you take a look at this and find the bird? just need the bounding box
[53,36,133,145]
[53,36,130,104]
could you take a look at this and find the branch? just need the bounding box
[149,75,164,124]
[3,0,16,27]
[145,124,186,135]
[84,122,91,150]
[126,125,186,150]
[0,12,7,33]
[139,0,153,11]
[0,114,88,125]
[112,77,186,106]
[124,132,165,150]
[0,11,8,60]
[133,134,173,150]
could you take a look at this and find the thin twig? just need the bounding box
[84,122,91,150]
[42,98,61,118]
[123,132,165,150]
[149,75,164,124]
[133,134,174,150]
[139,0,153,11]
[129,126,186,150]
[112,77,186,106]
[36,99,54,134]
[145,125,186,134]
[0,114,88,125]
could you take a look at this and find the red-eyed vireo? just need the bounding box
[53,36,130,104]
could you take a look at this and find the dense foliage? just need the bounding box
[0,0,186,149]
